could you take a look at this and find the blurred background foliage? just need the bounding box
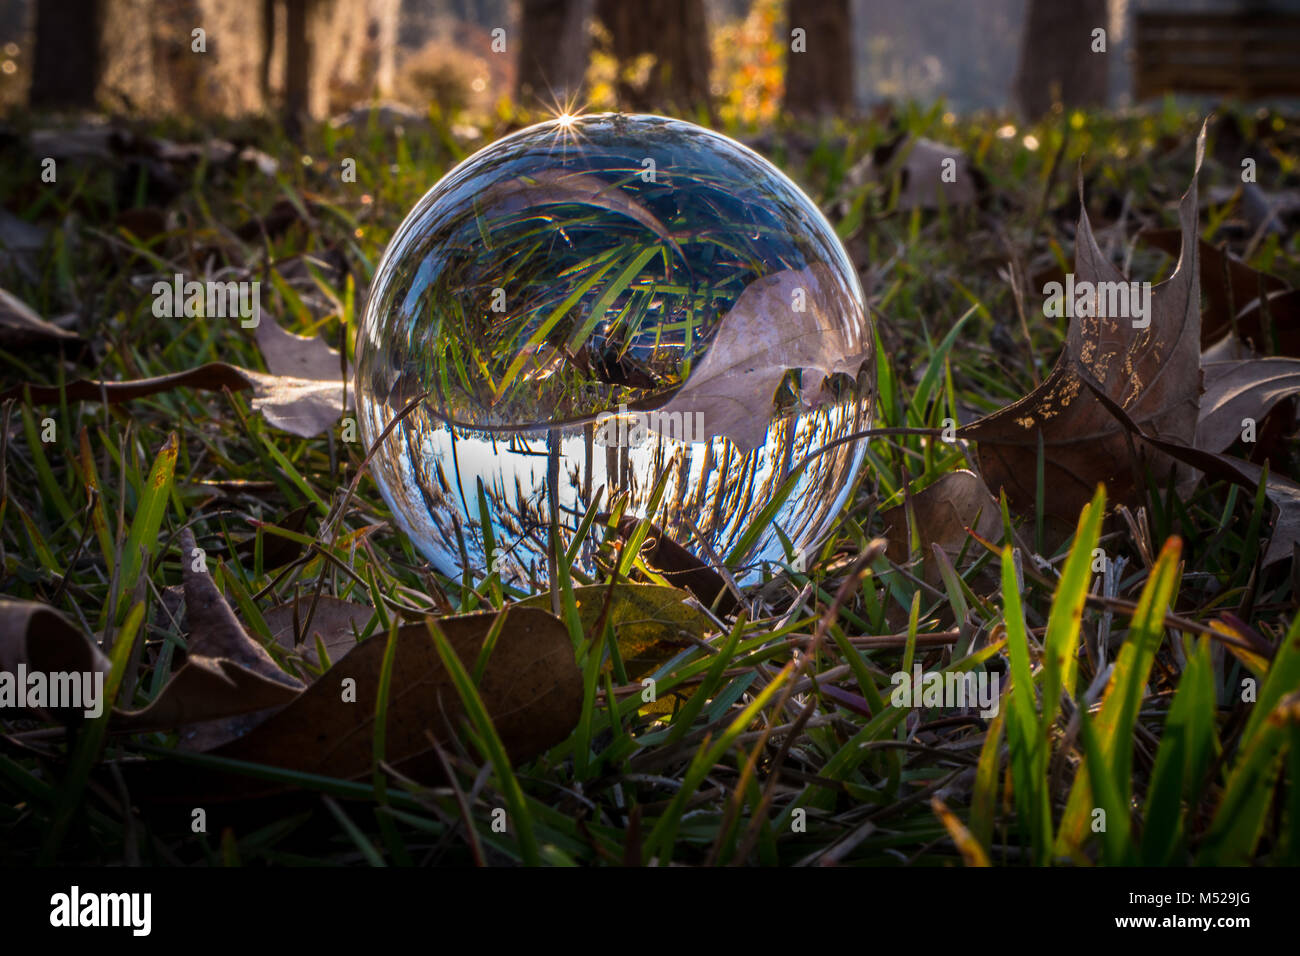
[6,0,1295,127]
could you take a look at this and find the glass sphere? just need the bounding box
[355,113,873,587]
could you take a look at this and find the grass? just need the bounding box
[1,99,1299,866]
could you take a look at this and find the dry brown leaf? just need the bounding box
[255,315,344,383]
[612,516,734,612]
[879,470,1006,584]
[189,607,581,798]
[1140,228,1289,349]
[519,583,715,677]
[264,596,374,668]
[9,593,581,797]
[0,593,296,735]
[892,137,978,211]
[231,503,313,568]
[0,361,346,439]
[0,599,110,724]
[118,529,304,743]
[651,263,871,451]
[179,529,303,691]
[1081,374,1300,568]
[1196,358,1300,453]
[113,656,301,735]
[961,129,1205,543]
[0,287,81,350]
[853,135,979,211]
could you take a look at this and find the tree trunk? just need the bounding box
[516,0,590,107]
[29,0,101,109]
[594,0,712,115]
[284,0,310,137]
[783,0,852,116]
[1013,0,1108,118]
[260,0,275,105]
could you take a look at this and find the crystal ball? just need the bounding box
[355,113,873,587]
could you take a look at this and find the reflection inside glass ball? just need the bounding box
[355,112,873,587]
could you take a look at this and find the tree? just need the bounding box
[1013,0,1108,118]
[516,0,590,107]
[29,0,101,109]
[594,0,712,115]
[783,0,852,116]
[283,0,311,137]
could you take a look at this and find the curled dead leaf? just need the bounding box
[0,599,110,724]
[962,126,1206,545]
[0,358,349,439]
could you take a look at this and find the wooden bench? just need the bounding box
[1134,11,1300,99]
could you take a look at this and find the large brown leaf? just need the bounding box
[1140,228,1288,350]
[195,607,581,796]
[0,594,296,734]
[961,130,1205,543]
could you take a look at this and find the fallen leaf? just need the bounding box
[519,583,715,677]
[0,287,81,350]
[612,515,734,612]
[891,137,979,211]
[231,503,314,568]
[178,529,302,691]
[264,596,374,668]
[962,128,1205,543]
[1196,358,1300,453]
[111,656,301,737]
[880,470,1006,582]
[255,315,344,383]
[245,369,349,437]
[1140,228,1288,349]
[651,263,871,451]
[0,599,110,724]
[1081,374,1300,567]
[0,360,347,439]
[853,134,980,211]
[0,594,296,736]
[10,594,581,799]
[329,102,429,132]
[119,529,304,744]
[174,607,581,799]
